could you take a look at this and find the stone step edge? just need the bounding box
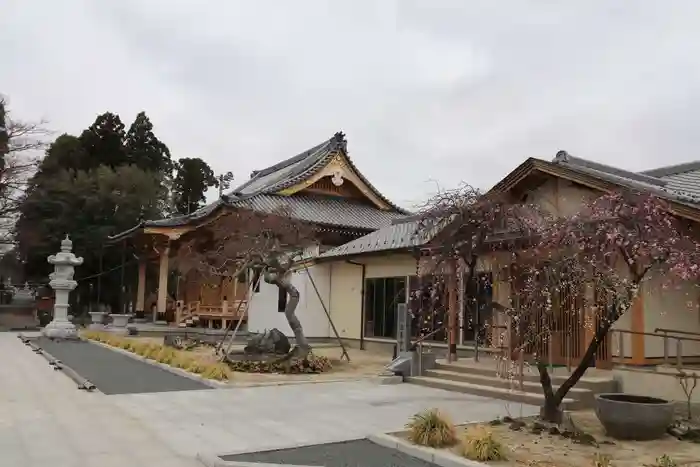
[406,376,580,408]
[435,362,613,384]
[424,369,592,395]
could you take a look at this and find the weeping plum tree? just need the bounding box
[176,205,317,360]
[413,184,542,356]
[519,190,700,422]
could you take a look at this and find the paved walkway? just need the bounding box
[3,332,540,465]
[0,333,202,467]
[110,380,539,458]
[33,337,210,394]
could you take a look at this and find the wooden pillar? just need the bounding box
[447,259,458,362]
[156,242,170,322]
[630,294,645,364]
[136,260,147,314]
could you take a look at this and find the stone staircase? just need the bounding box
[406,359,618,410]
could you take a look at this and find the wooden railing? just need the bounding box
[175,300,247,324]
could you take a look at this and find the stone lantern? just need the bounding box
[42,235,83,339]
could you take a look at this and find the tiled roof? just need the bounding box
[641,161,700,201]
[551,151,700,205]
[108,132,408,241]
[318,218,428,259]
[228,193,406,231]
[232,131,407,214]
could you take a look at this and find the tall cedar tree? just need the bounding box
[16,111,169,309]
[78,112,127,170]
[171,157,218,215]
[124,111,173,175]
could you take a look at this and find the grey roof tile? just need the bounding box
[551,151,700,205]
[318,219,427,259]
[230,194,406,231]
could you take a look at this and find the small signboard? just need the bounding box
[396,303,411,353]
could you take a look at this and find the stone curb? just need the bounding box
[227,374,401,389]
[86,339,228,389]
[367,433,490,467]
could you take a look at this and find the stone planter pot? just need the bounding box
[595,393,674,440]
[106,313,131,333]
[88,312,107,329]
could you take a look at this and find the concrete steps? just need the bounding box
[406,360,617,409]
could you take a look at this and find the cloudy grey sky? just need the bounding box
[3,0,700,209]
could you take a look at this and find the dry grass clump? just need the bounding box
[458,425,508,462]
[81,330,230,381]
[405,409,458,448]
[200,363,231,381]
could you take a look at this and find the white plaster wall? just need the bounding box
[247,264,332,338]
[643,274,700,359]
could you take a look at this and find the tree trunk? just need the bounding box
[537,321,610,423]
[272,275,310,360]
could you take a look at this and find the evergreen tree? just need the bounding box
[124,111,173,175]
[171,158,218,215]
[79,112,127,170]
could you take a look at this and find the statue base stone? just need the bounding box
[42,320,79,339]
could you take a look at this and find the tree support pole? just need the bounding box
[302,263,350,362]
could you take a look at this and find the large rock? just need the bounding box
[244,328,291,355]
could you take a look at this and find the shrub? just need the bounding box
[458,425,507,462]
[226,354,333,374]
[119,339,133,350]
[155,347,177,364]
[200,363,231,381]
[405,409,457,448]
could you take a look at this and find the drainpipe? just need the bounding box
[347,260,366,350]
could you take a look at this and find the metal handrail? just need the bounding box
[410,326,446,350]
[654,327,700,338]
[611,328,700,369]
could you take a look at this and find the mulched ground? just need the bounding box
[221,439,440,467]
[32,337,212,395]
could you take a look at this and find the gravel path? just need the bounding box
[222,439,439,467]
[32,336,212,395]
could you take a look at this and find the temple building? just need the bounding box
[107,132,408,333]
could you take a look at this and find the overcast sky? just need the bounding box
[3,1,700,209]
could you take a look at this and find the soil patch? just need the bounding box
[398,411,700,466]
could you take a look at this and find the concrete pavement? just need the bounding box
[0,332,202,467]
[2,331,539,465]
[110,380,539,458]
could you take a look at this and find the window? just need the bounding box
[364,277,406,339]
